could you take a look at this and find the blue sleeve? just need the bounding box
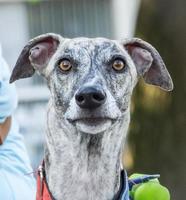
[0,118,36,200]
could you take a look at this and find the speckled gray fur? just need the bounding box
[10,33,173,200]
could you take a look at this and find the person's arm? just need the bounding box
[0,44,36,199]
[0,117,11,145]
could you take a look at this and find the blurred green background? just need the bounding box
[129,0,186,199]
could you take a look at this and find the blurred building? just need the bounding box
[0,0,140,169]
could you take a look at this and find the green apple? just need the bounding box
[129,173,159,199]
[129,174,170,200]
[134,182,170,200]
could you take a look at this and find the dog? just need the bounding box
[10,33,173,200]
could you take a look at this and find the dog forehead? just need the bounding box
[62,37,121,54]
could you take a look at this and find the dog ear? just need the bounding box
[10,33,62,83]
[122,38,173,91]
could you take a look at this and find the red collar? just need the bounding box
[36,164,53,200]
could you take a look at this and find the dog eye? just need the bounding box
[58,59,72,72]
[112,59,125,71]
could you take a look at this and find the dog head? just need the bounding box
[10,33,173,135]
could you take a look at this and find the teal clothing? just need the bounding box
[0,45,18,123]
[0,117,36,200]
[0,44,36,199]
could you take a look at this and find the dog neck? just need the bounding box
[44,105,130,200]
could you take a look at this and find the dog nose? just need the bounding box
[75,87,106,109]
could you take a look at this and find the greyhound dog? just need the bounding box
[10,33,173,200]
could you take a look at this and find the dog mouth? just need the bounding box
[69,117,114,134]
[74,117,112,123]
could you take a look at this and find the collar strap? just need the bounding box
[113,170,129,200]
[36,164,56,200]
[36,163,130,200]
